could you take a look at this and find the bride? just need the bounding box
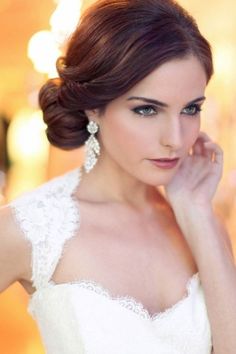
[0,0,235,353]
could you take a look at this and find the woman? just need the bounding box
[0,0,235,353]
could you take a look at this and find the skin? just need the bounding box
[79,54,235,353]
[50,55,209,307]
[0,55,235,353]
[81,54,207,209]
[1,55,207,297]
[52,54,208,313]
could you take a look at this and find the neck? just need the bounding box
[77,155,166,212]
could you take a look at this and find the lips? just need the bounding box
[149,157,180,169]
[153,158,179,162]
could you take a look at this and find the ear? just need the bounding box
[85,108,100,123]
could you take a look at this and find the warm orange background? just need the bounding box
[0,1,236,353]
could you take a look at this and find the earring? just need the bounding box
[84,120,100,173]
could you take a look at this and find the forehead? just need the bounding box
[124,55,207,104]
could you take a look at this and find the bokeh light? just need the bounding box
[27,31,61,77]
[7,109,49,163]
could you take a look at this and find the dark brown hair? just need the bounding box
[39,0,213,150]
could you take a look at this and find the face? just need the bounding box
[87,55,207,186]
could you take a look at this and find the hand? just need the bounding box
[165,132,224,210]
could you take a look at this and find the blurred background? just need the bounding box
[0,0,236,353]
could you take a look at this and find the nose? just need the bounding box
[159,115,182,151]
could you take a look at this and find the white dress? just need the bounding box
[8,167,213,354]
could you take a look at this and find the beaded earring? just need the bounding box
[84,121,101,173]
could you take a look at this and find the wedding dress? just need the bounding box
[8,167,213,353]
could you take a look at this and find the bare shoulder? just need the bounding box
[0,204,32,293]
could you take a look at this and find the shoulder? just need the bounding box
[7,167,81,243]
[0,167,82,291]
[10,167,81,207]
[0,204,32,291]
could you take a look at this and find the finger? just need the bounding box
[193,133,212,158]
[198,132,219,159]
[203,141,224,164]
[192,139,203,156]
[213,144,224,165]
[198,131,212,142]
[203,142,214,159]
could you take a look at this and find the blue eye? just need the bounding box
[182,104,202,116]
[132,105,157,116]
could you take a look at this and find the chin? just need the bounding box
[140,175,174,187]
[142,161,181,184]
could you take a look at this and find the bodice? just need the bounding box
[7,167,213,354]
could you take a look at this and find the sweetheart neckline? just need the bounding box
[30,167,200,321]
[29,272,200,322]
[60,168,199,321]
[28,168,200,322]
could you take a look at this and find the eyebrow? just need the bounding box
[127,96,206,107]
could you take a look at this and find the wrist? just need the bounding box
[171,199,214,220]
[173,203,216,241]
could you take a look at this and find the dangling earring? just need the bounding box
[84,120,101,173]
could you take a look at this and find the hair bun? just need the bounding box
[39,78,89,150]
[38,0,213,150]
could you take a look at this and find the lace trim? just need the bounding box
[10,167,82,289]
[48,272,199,321]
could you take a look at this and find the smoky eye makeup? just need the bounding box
[131,105,159,116]
[181,103,203,116]
[131,103,203,117]
[129,93,205,118]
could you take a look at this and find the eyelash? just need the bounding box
[132,104,202,117]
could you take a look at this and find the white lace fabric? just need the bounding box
[7,167,213,354]
[47,272,199,322]
[10,167,82,290]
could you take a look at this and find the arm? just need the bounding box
[166,132,236,354]
[175,206,236,354]
[0,205,31,293]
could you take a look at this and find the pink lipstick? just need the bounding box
[150,158,180,169]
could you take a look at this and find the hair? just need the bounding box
[39,0,213,150]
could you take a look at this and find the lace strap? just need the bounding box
[9,168,82,290]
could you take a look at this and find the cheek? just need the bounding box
[183,119,200,149]
[100,112,148,156]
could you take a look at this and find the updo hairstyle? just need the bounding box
[39,0,213,150]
